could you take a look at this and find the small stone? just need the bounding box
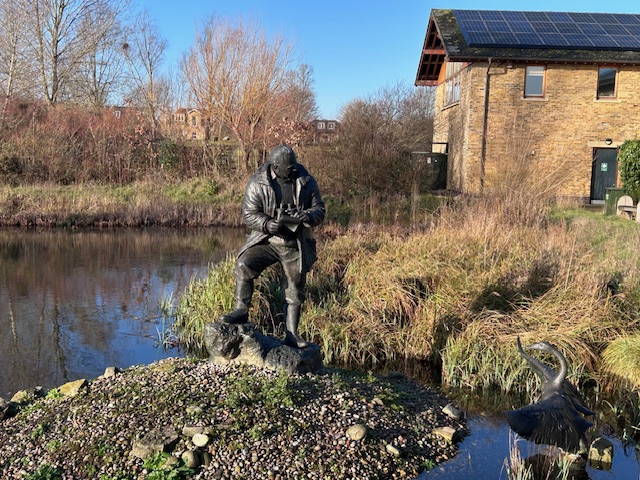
[372,397,385,406]
[10,390,32,404]
[181,451,200,469]
[0,397,10,420]
[201,452,212,467]
[192,433,210,447]
[182,426,205,437]
[130,426,180,460]
[385,444,401,456]
[163,456,179,468]
[186,405,204,415]
[433,426,457,443]
[442,403,462,420]
[104,367,120,378]
[59,379,87,397]
[346,424,368,441]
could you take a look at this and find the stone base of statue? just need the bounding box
[203,322,323,375]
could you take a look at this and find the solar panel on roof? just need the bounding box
[600,24,625,35]
[546,12,573,23]
[487,21,511,32]
[502,11,528,22]
[618,15,640,25]
[532,22,559,33]
[453,10,640,51]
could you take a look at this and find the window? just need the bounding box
[597,67,617,99]
[317,122,325,130]
[327,122,335,130]
[113,110,121,119]
[191,115,197,126]
[444,62,463,106]
[191,132,197,139]
[524,66,545,97]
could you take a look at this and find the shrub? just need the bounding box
[618,139,640,202]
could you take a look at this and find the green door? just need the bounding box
[591,148,618,203]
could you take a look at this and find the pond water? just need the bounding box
[426,415,639,480]
[1,228,638,479]
[0,227,244,399]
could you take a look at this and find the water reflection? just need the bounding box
[426,416,640,479]
[0,228,244,398]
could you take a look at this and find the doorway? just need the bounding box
[591,148,618,203]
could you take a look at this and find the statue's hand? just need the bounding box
[265,219,282,234]
[293,210,310,224]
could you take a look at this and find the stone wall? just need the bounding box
[433,61,640,200]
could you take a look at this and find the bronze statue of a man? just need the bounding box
[220,145,325,348]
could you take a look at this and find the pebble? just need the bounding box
[0,359,464,479]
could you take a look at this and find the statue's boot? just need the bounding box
[220,280,253,324]
[284,304,309,348]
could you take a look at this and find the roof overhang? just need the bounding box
[415,13,446,86]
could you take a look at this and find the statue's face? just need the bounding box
[271,155,297,180]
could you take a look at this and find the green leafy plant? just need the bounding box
[618,139,640,202]
[25,464,62,480]
[45,388,63,399]
[142,452,194,480]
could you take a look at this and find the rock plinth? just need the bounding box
[588,436,614,470]
[203,322,323,374]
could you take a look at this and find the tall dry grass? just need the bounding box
[173,132,640,396]
[175,201,640,396]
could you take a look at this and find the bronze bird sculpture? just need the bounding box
[504,338,593,454]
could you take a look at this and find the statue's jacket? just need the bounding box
[239,162,325,273]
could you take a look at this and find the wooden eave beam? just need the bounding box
[423,48,445,56]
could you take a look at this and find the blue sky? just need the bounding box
[138,0,640,119]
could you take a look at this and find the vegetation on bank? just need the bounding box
[171,193,640,436]
[0,179,244,228]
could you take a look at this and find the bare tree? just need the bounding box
[324,82,435,199]
[181,15,294,170]
[122,9,168,129]
[23,0,119,104]
[280,63,318,123]
[0,0,32,99]
[73,0,130,108]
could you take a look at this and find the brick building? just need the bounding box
[415,10,640,203]
[309,119,340,143]
[172,108,207,140]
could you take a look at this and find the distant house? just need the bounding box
[172,108,207,140]
[310,119,340,143]
[415,9,640,203]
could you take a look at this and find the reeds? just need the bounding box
[174,192,640,395]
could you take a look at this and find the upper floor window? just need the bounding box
[597,67,617,99]
[327,122,335,130]
[317,122,325,130]
[177,113,185,123]
[191,115,197,126]
[524,65,545,97]
[113,110,121,119]
[444,62,463,106]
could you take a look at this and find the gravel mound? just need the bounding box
[0,358,466,479]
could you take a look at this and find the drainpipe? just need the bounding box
[479,58,492,193]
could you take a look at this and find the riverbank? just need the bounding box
[0,358,465,480]
[0,180,244,228]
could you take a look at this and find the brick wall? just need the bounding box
[434,62,640,200]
